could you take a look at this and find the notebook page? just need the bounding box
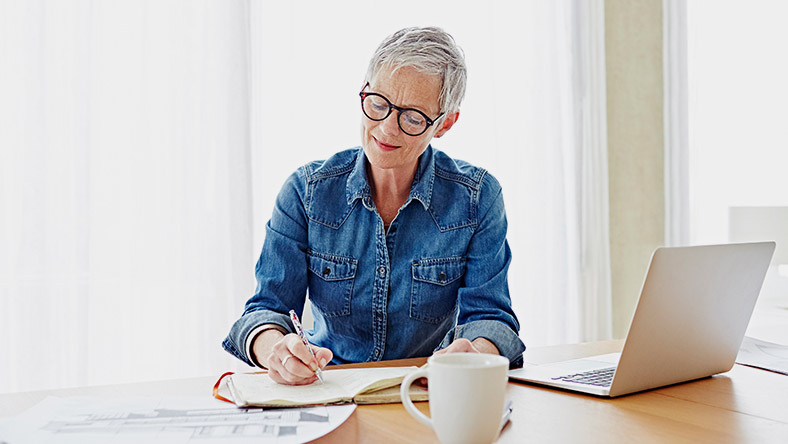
[229,366,417,406]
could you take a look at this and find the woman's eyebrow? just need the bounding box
[369,87,438,116]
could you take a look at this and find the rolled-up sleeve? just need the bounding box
[437,172,525,367]
[222,169,309,366]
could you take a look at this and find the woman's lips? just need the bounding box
[374,138,399,152]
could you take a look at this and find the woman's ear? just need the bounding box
[434,111,460,138]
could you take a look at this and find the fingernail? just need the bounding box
[310,362,317,371]
[319,358,327,368]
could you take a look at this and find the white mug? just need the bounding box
[400,353,510,444]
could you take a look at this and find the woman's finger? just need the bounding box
[313,346,333,369]
[283,334,322,373]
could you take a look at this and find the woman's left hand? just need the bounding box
[422,338,501,387]
[433,337,500,355]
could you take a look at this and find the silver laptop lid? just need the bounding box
[609,242,775,396]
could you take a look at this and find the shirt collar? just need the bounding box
[409,145,434,211]
[345,145,435,211]
[346,149,371,205]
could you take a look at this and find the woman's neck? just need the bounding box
[367,162,417,225]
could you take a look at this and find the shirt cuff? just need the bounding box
[223,309,293,367]
[437,319,526,368]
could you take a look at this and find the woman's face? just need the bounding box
[361,66,453,177]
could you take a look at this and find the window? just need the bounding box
[687,1,788,244]
[687,0,788,343]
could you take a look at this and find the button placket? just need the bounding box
[371,214,389,362]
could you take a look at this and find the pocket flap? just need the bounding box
[307,250,357,281]
[412,257,466,286]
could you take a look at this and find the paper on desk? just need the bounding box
[736,336,788,375]
[0,395,355,444]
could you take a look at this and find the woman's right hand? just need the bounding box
[253,329,333,385]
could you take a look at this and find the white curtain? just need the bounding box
[249,0,611,346]
[0,0,254,393]
[663,0,690,247]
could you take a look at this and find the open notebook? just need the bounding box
[224,366,429,408]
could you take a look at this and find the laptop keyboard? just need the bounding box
[552,367,616,387]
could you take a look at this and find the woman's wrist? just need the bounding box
[251,327,286,369]
[471,337,500,355]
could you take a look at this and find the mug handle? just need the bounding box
[400,369,432,429]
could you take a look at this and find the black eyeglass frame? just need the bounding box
[359,83,445,136]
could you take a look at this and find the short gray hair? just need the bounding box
[365,27,467,116]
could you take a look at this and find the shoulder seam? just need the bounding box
[434,164,486,190]
[305,152,359,182]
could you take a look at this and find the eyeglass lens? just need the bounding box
[361,94,429,136]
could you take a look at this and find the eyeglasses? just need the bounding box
[359,83,444,136]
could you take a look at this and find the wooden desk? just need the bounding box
[2,341,787,443]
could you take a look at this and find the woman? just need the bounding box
[223,27,525,385]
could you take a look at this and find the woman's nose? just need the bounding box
[379,111,401,136]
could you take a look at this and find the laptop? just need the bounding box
[508,242,776,397]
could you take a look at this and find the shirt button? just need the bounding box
[378,266,386,277]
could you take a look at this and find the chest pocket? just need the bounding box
[410,257,466,324]
[307,250,357,318]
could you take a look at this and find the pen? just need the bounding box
[289,309,325,383]
[499,399,513,432]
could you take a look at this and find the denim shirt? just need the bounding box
[222,145,525,367]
